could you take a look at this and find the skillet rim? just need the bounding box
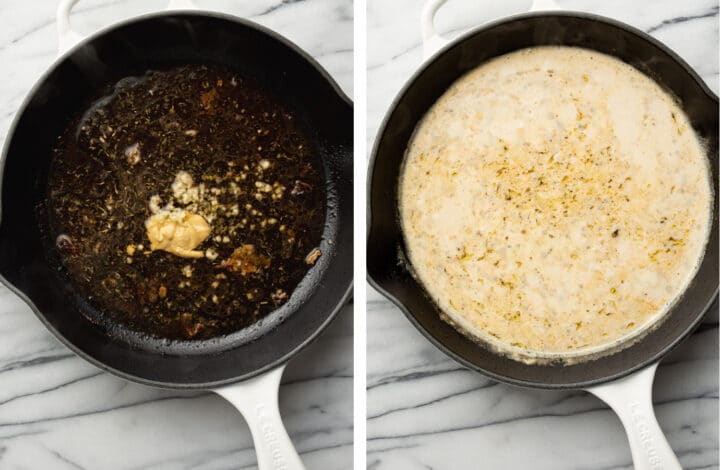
[0,9,354,389]
[366,10,719,390]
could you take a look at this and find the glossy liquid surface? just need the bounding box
[47,65,325,340]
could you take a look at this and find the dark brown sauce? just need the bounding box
[46,65,325,340]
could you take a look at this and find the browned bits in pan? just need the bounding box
[46,65,325,340]
[291,180,313,196]
[180,312,204,338]
[222,244,271,276]
[55,234,76,254]
[305,248,322,265]
[200,87,219,111]
[271,288,289,306]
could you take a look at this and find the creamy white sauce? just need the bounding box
[399,46,712,363]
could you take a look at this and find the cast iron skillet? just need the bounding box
[367,1,717,468]
[0,1,352,469]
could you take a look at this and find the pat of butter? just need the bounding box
[145,209,210,258]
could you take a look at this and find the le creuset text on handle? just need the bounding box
[215,365,305,470]
[587,363,681,470]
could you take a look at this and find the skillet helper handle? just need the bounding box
[586,363,682,470]
[214,365,305,470]
[56,0,85,54]
[420,0,561,59]
[420,0,451,60]
[56,0,199,55]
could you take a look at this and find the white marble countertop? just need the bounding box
[0,1,353,469]
[367,0,718,469]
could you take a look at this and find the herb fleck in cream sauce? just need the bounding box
[399,47,712,363]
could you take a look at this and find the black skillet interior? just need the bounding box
[367,12,719,389]
[0,12,353,388]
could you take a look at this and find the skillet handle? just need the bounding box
[420,0,561,59]
[56,0,199,55]
[56,0,85,54]
[420,0,451,60]
[585,363,682,470]
[214,365,305,470]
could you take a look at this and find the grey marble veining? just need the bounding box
[366,0,718,468]
[0,1,352,469]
